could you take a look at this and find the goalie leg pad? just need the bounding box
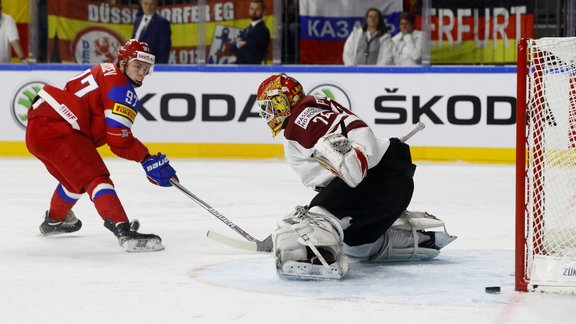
[366,229,441,262]
[273,206,348,280]
[366,210,457,262]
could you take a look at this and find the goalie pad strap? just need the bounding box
[298,231,332,271]
[368,229,438,262]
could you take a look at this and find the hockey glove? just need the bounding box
[313,133,368,188]
[141,153,178,187]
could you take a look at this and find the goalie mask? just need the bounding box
[256,73,304,137]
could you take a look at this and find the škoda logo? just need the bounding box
[308,84,352,111]
[12,81,46,130]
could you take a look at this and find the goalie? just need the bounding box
[256,74,456,280]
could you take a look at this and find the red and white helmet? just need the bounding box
[256,73,304,137]
[117,39,155,69]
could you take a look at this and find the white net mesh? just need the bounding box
[525,37,576,280]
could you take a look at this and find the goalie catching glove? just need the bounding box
[141,152,178,187]
[312,133,368,188]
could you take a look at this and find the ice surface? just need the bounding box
[1,158,574,324]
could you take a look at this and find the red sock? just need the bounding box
[87,178,129,224]
[49,184,81,221]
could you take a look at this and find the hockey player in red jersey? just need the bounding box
[26,39,177,252]
[256,73,456,279]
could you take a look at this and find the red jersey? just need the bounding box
[28,63,148,162]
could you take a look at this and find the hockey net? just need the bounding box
[516,37,576,293]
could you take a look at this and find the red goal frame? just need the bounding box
[516,37,576,293]
[515,38,529,292]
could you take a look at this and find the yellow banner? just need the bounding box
[432,39,521,64]
[47,0,275,64]
[422,0,534,64]
[3,0,28,22]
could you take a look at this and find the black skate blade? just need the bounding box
[40,230,73,237]
[40,231,76,237]
[39,224,82,236]
[121,238,165,252]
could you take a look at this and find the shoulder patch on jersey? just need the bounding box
[294,107,326,130]
[112,102,137,123]
[107,84,139,109]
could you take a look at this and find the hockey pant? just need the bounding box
[26,117,129,224]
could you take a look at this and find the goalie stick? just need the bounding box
[206,122,427,253]
[400,121,425,143]
[169,178,272,252]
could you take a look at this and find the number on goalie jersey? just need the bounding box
[26,39,177,252]
[256,74,456,279]
[285,95,367,147]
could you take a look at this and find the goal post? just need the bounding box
[516,38,528,293]
[516,37,576,294]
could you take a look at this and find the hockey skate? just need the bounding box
[39,211,82,236]
[419,230,457,250]
[394,211,457,251]
[104,219,164,252]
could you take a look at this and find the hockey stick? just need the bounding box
[206,231,272,252]
[400,121,426,143]
[205,122,427,253]
[207,230,272,252]
[169,178,273,252]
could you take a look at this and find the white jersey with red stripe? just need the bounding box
[283,96,390,188]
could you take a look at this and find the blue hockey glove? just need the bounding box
[141,153,178,187]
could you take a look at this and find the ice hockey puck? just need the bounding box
[485,286,501,293]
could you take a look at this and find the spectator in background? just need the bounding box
[0,0,26,63]
[392,12,423,66]
[342,8,393,66]
[231,0,270,64]
[132,0,171,63]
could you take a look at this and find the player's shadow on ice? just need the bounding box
[345,258,457,280]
